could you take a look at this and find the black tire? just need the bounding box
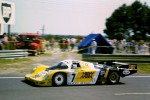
[33,50,40,56]
[33,52,38,56]
[52,73,66,86]
[107,71,120,84]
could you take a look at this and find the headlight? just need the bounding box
[35,71,49,80]
[32,64,43,71]
[28,64,42,74]
[38,71,49,76]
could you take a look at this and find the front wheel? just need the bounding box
[107,71,120,84]
[52,73,66,86]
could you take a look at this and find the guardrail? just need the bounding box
[82,53,150,63]
[0,49,28,59]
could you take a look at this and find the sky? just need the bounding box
[3,0,150,36]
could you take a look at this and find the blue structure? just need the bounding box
[78,33,114,54]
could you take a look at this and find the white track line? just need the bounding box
[115,93,150,95]
[0,77,24,79]
[127,76,150,78]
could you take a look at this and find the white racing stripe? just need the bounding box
[0,77,24,79]
[115,93,150,95]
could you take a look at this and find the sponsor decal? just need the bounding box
[100,71,105,75]
[123,70,130,75]
[80,72,94,79]
[67,71,100,85]
[129,64,136,69]
[69,82,89,85]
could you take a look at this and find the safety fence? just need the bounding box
[82,46,149,54]
[1,41,150,54]
[82,53,150,63]
[0,49,28,59]
[46,43,150,54]
[0,42,149,59]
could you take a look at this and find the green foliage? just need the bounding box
[104,1,150,41]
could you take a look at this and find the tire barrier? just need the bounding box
[0,49,28,59]
[82,53,150,63]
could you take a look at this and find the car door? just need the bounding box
[67,62,98,85]
[74,68,96,83]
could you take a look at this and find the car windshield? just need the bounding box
[48,62,68,70]
[17,35,37,41]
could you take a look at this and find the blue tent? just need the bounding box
[78,33,114,54]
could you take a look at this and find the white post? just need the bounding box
[0,24,4,35]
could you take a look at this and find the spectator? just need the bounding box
[8,34,17,50]
[90,39,97,54]
[70,38,76,50]
[139,40,148,54]
[46,40,50,50]
[11,34,17,41]
[0,35,3,50]
[64,38,69,51]
[59,38,63,51]
[2,33,8,50]
[50,38,55,50]
[131,40,138,54]
[118,39,127,53]
[59,38,66,52]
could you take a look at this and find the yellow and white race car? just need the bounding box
[25,60,137,86]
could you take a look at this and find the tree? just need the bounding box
[104,0,150,41]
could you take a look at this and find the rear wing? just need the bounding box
[98,61,137,69]
[112,62,137,70]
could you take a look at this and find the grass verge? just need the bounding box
[0,52,149,74]
[137,64,150,74]
[0,58,30,64]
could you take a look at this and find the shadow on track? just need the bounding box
[21,79,125,88]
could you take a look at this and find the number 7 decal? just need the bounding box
[71,73,76,82]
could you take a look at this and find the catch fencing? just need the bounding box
[47,43,150,63]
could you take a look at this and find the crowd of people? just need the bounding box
[110,39,149,54]
[0,33,8,50]
[45,37,149,54]
[45,37,77,52]
[0,33,149,55]
[0,33,17,50]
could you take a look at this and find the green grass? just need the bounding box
[137,64,150,74]
[0,58,31,69]
[0,58,30,64]
[0,52,52,69]
[0,52,149,74]
[0,52,52,64]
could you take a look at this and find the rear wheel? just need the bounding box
[107,71,120,84]
[52,73,66,86]
[33,52,38,56]
[33,50,40,56]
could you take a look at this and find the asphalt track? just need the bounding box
[0,75,150,100]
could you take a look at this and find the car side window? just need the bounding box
[49,62,68,70]
[72,64,77,69]
[60,63,68,69]
[72,63,80,69]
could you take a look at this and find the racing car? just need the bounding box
[25,60,137,86]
